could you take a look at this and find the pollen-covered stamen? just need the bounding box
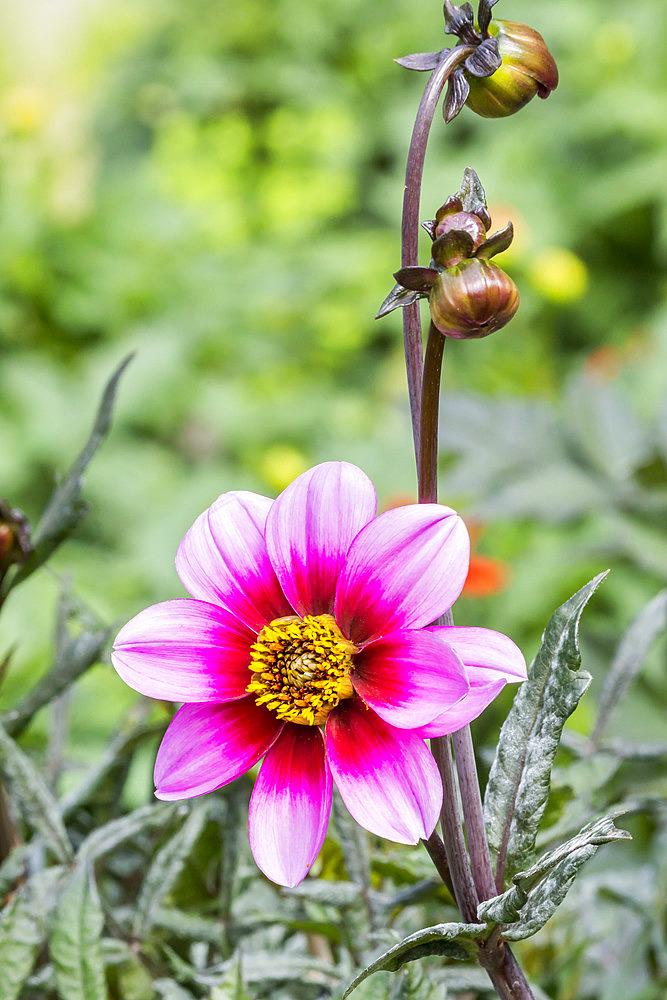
[247,614,357,726]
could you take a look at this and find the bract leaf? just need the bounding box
[395,52,442,71]
[50,864,107,1000]
[443,68,470,123]
[341,923,486,998]
[478,0,500,36]
[475,222,514,260]
[465,37,501,77]
[483,573,607,882]
[393,267,440,292]
[376,284,425,319]
[0,722,73,863]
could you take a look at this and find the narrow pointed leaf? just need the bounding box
[500,846,597,940]
[133,804,209,937]
[8,355,133,590]
[475,222,514,260]
[342,923,486,997]
[483,573,607,882]
[395,52,441,71]
[592,589,667,746]
[0,722,73,862]
[0,866,65,1000]
[50,864,107,1000]
[376,284,424,319]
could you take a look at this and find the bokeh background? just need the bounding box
[0,0,666,994]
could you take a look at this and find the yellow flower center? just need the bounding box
[246,614,358,726]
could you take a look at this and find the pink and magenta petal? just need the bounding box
[325,700,442,843]
[154,698,282,801]
[351,629,469,729]
[415,626,527,736]
[249,724,332,887]
[265,462,377,617]
[430,626,527,682]
[175,491,293,633]
[112,599,255,703]
[334,504,470,644]
[414,677,507,737]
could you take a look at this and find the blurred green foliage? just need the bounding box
[0,0,666,995]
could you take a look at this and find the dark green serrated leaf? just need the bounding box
[0,866,66,1000]
[501,845,598,940]
[0,722,73,863]
[483,573,606,882]
[77,801,179,861]
[342,923,486,998]
[478,812,631,927]
[133,804,209,937]
[50,864,107,1000]
[592,589,667,746]
[8,355,133,592]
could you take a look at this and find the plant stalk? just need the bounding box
[401,44,474,458]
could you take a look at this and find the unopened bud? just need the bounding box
[0,501,31,580]
[465,19,559,118]
[429,258,519,338]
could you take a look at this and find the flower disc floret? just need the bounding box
[247,614,356,726]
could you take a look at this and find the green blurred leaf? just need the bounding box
[342,923,487,998]
[77,801,179,862]
[0,866,66,1000]
[50,863,107,1000]
[209,956,251,1000]
[133,803,209,937]
[0,722,73,862]
[592,589,667,745]
[484,573,606,882]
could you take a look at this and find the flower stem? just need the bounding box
[401,44,474,459]
[430,734,478,923]
[401,38,536,1000]
[452,725,497,900]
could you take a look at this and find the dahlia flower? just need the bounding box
[112,462,525,886]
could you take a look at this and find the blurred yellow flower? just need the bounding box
[528,247,589,303]
[2,84,49,134]
[260,445,308,492]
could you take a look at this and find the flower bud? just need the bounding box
[0,501,31,580]
[428,258,519,339]
[465,20,559,118]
